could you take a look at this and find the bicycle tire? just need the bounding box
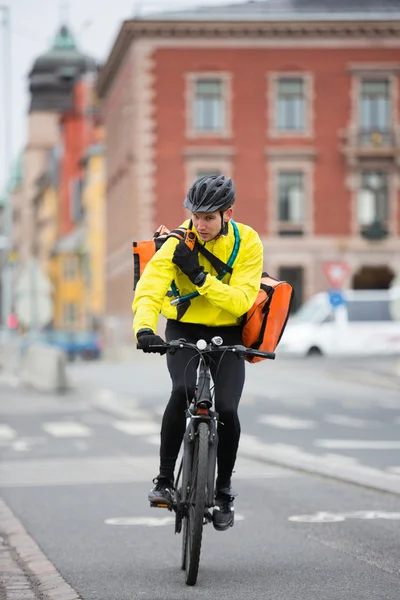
[181,516,187,571]
[185,421,209,586]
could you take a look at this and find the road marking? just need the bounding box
[42,421,92,438]
[0,454,300,487]
[315,439,400,450]
[324,415,380,429]
[104,515,245,526]
[0,425,17,440]
[0,456,158,487]
[239,433,400,496]
[258,414,316,429]
[289,510,400,523]
[113,420,160,435]
[386,466,400,475]
[321,453,361,465]
[11,437,46,452]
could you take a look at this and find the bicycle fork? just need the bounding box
[180,412,219,517]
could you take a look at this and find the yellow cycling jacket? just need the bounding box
[132,220,264,336]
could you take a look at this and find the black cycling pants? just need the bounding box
[159,319,245,488]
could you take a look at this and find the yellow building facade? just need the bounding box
[81,143,106,329]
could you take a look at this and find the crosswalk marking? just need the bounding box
[42,421,92,438]
[113,420,160,436]
[315,440,400,450]
[0,424,17,440]
[258,414,316,429]
[324,415,380,429]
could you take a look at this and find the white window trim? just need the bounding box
[349,168,397,237]
[349,68,398,133]
[186,72,232,139]
[268,72,314,139]
[268,158,314,236]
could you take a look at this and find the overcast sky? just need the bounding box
[0,0,246,191]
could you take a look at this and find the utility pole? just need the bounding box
[0,3,12,333]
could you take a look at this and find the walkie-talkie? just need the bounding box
[184,220,196,251]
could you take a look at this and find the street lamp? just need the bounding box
[0,2,12,332]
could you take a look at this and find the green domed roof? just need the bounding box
[29,24,97,112]
[30,25,96,74]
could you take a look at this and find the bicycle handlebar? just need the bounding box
[137,338,275,360]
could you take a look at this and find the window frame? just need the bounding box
[268,157,314,236]
[268,73,313,138]
[186,72,232,139]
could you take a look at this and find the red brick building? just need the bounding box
[97,0,400,335]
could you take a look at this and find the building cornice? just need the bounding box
[97,18,400,98]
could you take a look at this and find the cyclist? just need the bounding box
[133,174,263,531]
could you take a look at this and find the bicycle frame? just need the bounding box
[179,356,219,511]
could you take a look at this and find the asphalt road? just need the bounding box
[0,356,399,599]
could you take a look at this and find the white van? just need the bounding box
[278,287,400,357]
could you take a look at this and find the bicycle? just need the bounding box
[138,336,275,586]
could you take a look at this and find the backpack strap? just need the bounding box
[170,220,241,307]
[197,243,233,276]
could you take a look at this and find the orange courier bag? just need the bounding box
[242,272,294,363]
[132,225,186,290]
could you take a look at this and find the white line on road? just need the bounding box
[104,515,245,526]
[113,421,160,436]
[42,421,92,438]
[321,453,361,465]
[0,425,17,440]
[258,414,316,429]
[239,434,400,496]
[324,414,381,429]
[315,439,400,450]
[386,467,400,475]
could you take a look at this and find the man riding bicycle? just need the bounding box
[133,174,263,531]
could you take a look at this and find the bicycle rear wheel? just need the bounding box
[184,421,209,586]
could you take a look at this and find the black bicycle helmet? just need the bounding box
[184,174,236,213]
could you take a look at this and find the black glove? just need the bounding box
[136,329,167,355]
[172,241,207,286]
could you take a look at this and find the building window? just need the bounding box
[277,171,305,235]
[277,78,305,131]
[194,79,224,133]
[196,169,222,179]
[357,171,389,228]
[63,302,78,327]
[359,80,390,133]
[63,256,78,280]
[70,177,84,222]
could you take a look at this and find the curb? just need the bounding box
[0,497,81,600]
[90,389,400,498]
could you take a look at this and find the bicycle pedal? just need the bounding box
[150,502,169,509]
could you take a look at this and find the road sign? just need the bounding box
[15,258,52,296]
[328,290,345,309]
[322,261,351,288]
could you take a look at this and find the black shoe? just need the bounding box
[213,487,236,531]
[148,477,174,507]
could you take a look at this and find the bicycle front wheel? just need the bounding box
[184,421,209,586]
